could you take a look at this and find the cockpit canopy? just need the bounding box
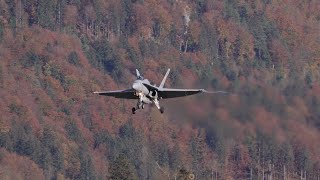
[137,75,144,80]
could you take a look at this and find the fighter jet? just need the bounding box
[94,69,227,114]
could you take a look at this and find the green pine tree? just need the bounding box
[108,154,138,180]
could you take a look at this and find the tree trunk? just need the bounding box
[269,163,272,180]
[304,171,306,180]
[19,0,22,27]
[211,169,213,180]
[58,2,61,31]
[184,39,188,53]
[283,165,286,180]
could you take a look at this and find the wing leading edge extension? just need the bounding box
[94,89,138,99]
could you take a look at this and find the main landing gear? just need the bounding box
[159,107,164,114]
[132,105,164,114]
[132,100,145,114]
[153,98,164,114]
[132,99,164,114]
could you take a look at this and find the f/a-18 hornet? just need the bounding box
[94,69,227,114]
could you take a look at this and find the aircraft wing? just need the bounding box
[93,89,138,99]
[142,83,227,99]
[158,88,206,99]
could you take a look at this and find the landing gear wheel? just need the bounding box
[142,104,145,109]
[160,107,164,114]
[132,107,136,114]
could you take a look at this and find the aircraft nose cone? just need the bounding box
[132,82,140,90]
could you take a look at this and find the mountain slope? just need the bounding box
[0,0,320,179]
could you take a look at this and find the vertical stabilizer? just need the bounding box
[136,69,140,77]
[159,69,170,89]
[136,69,144,80]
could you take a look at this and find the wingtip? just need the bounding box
[202,90,228,94]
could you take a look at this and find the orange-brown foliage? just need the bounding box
[0,149,45,180]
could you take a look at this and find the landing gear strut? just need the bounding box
[137,100,145,109]
[132,98,145,114]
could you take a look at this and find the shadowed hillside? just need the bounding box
[0,0,320,179]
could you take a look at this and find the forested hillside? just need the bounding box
[0,0,320,179]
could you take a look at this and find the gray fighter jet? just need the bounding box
[94,69,227,114]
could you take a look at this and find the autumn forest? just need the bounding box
[0,0,320,179]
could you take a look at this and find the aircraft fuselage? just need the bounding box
[132,79,154,104]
